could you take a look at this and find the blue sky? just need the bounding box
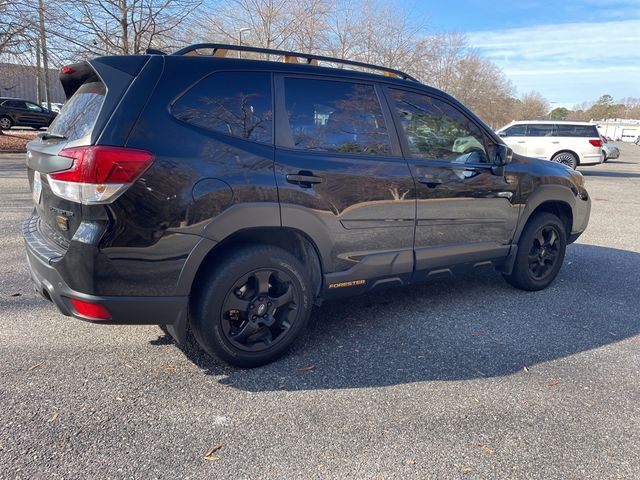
[411,0,640,107]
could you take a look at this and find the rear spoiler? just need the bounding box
[59,56,150,100]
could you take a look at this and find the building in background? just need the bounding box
[596,119,640,142]
[0,62,65,104]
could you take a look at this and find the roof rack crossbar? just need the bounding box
[171,43,417,82]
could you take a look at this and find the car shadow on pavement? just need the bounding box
[581,171,640,178]
[165,243,640,391]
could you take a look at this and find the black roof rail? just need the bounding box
[171,43,418,82]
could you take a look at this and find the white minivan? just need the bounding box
[497,121,603,169]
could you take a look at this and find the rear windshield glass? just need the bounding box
[47,81,106,141]
[556,124,599,137]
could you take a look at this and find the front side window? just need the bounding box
[505,125,527,137]
[172,71,272,144]
[26,102,43,112]
[283,78,391,156]
[528,124,555,137]
[390,89,488,163]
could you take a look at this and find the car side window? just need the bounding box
[505,124,527,137]
[26,102,43,112]
[172,71,272,144]
[389,88,489,164]
[283,77,391,156]
[528,124,555,137]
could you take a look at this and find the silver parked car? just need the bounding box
[602,138,620,162]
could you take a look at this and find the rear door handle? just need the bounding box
[286,172,323,187]
[516,141,526,143]
[418,176,443,188]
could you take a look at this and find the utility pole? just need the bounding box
[35,38,42,104]
[37,0,50,111]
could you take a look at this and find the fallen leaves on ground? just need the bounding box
[162,365,177,373]
[204,444,222,461]
[28,363,42,371]
[463,467,474,474]
[0,131,37,151]
[547,379,560,387]
[403,458,416,465]
[47,410,59,423]
[296,365,315,373]
[478,444,495,455]
[523,366,529,373]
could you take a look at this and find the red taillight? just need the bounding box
[69,298,111,320]
[47,146,153,204]
[52,146,153,184]
[60,66,74,75]
[589,139,602,147]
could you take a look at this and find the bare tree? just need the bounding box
[511,91,550,120]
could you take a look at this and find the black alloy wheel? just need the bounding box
[191,245,313,367]
[503,212,567,291]
[221,268,299,352]
[527,225,561,281]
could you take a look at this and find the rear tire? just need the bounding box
[191,245,313,368]
[552,151,578,169]
[0,116,12,130]
[503,212,567,291]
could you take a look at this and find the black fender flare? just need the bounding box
[512,184,577,244]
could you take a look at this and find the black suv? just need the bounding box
[0,97,57,130]
[24,45,591,367]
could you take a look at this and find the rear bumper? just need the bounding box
[25,234,187,325]
[580,153,604,165]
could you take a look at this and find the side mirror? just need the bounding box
[494,143,513,166]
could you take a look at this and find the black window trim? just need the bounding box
[169,69,276,147]
[273,72,404,160]
[382,85,496,169]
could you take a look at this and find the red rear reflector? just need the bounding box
[52,146,153,184]
[589,139,602,147]
[69,298,111,320]
[60,66,74,75]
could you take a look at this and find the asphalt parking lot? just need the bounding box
[1,144,639,479]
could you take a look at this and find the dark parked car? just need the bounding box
[24,45,591,367]
[0,97,57,130]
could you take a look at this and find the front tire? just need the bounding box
[0,116,12,130]
[503,212,567,291]
[191,245,313,368]
[552,151,578,169]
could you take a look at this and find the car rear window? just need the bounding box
[47,81,106,141]
[528,124,555,137]
[283,78,391,156]
[171,71,273,144]
[556,124,599,137]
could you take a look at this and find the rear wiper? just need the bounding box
[38,132,67,141]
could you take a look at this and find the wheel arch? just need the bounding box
[177,227,325,301]
[513,185,576,244]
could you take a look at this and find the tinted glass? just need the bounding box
[4,100,25,109]
[556,124,599,137]
[390,89,488,163]
[528,124,555,137]
[48,81,106,141]
[505,125,527,136]
[172,71,272,144]
[26,102,43,112]
[283,78,391,155]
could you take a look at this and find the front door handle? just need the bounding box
[418,177,443,188]
[286,172,323,188]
